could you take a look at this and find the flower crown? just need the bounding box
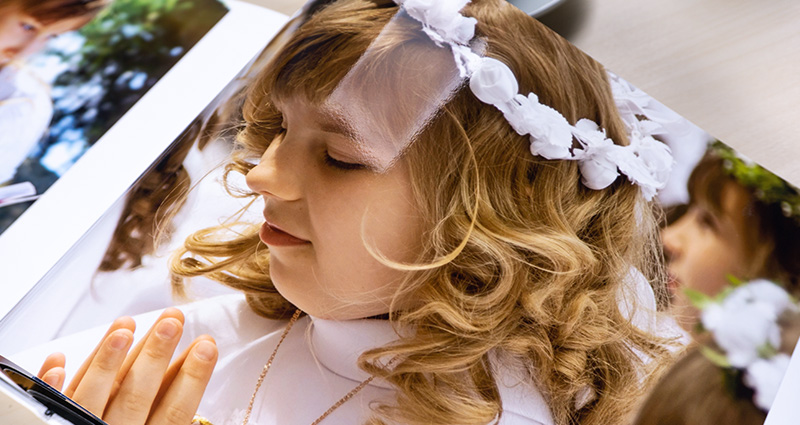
[394,0,673,200]
[711,141,800,223]
[689,279,798,411]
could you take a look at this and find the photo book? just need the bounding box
[0,1,797,424]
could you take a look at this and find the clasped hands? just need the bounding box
[37,308,217,425]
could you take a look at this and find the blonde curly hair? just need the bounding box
[172,1,675,424]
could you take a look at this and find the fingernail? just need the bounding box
[194,341,216,361]
[156,319,180,340]
[42,372,61,388]
[109,331,130,351]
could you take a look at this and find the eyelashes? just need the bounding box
[323,152,365,171]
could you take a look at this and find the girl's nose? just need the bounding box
[661,217,687,262]
[245,136,302,202]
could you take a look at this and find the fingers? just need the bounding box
[69,329,134,417]
[115,308,185,388]
[37,352,65,378]
[152,335,216,403]
[65,316,135,398]
[41,367,66,391]
[149,338,218,425]
[37,352,66,390]
[101,317,184,425]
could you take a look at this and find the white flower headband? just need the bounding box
[395,0,673,200]
[692,279,798,411]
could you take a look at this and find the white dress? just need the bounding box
[12,294,554,425]
[0,64,53,184]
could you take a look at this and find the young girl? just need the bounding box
[632,280,799,425]
[662,142,800,329]
[31,0,678,424]
[0,0,108,183]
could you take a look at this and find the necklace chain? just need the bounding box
[241,309,374,425]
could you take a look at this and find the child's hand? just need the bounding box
[36,308,218,425]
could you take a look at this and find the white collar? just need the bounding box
[309,316,400,390]
[307,316,554,423]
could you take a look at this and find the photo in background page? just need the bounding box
[0,55,264,351]
[0,3,306,350]
[0,1,289,320]
[0,0,229,232]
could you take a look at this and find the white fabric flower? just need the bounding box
[631,132,672,186]
[740,279,797,316]
[401,0,476,45]
[399,0,674,200]
[607,72,650,122]
[469,57,518,107]
[452,44,483,77]
[700,281,793,368]
[572,119,620,190]
[579,156,619,190]
[608,71,680,134]
[610,130,672,200]
[504,93,573,159]
[744,354,791,411]
[706,301,780,368]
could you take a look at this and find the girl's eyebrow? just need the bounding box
[316,108,357,139]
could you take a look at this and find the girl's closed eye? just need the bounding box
[323,150,366,171]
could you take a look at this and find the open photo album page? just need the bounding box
[0,1,797,424]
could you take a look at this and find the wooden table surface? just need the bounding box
[243,0,800,185]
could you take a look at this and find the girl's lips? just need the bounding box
[667,272,680,297]
[259,222,310,246]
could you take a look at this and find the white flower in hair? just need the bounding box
[608,73,652,123]
[469,57,518,106]
[396,0,675,200]
[399,0,477,45]
[693,279,797,411]
[744,354,791,411]
[608,71,676,132]
[511,94,574,160]
[701,280,793,368]
[702,301,780,368]
[572,119,620,190]
[613,132,672,200]
[740,279,798,316]
[470,57,573,158]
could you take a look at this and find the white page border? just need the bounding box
[0,1,288,318]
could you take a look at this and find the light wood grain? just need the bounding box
[241,0,800,185]
[563,0,800,185]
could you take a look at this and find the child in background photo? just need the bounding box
[662,141,800,330]
[0,0,108,185]
[633,279,799,425]
[24,1,681,424]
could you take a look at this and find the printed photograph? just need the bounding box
[0,0,230,234]
[0,1,796,424]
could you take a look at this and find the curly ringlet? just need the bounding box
[171,0,675,424]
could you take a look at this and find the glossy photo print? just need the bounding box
[0,0,229,234]
[0,1,797,425]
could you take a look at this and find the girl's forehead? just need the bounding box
[274,96,401,171]
[274,96,352,136]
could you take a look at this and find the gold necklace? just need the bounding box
[241,309,375,425]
